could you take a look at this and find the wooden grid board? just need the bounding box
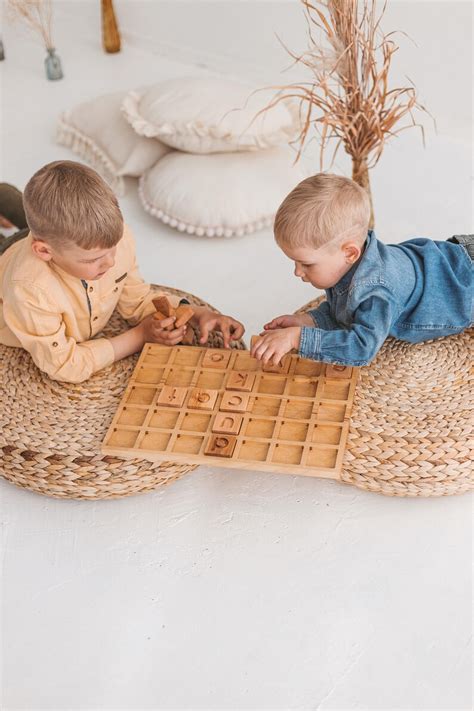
[102,344,359,479]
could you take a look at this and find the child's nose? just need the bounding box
[294,264,304,278]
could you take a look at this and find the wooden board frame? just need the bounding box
[102,343,359,479]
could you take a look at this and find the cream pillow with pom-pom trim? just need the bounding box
[56,90,170,195]
[138,148,307,238]
[122,76,299,154]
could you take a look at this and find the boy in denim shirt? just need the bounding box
[251,174,473,367]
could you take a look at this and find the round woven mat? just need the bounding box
[0,286,245,500]
[296,297,474,497]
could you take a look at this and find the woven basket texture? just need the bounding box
[0,286,245,499]
[296,296,474,497]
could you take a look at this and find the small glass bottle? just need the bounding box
[45,47,63,80]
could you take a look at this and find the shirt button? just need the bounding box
[89,286,94,292]
[93,316,98,321]
[114,286,118,292]
[52,341,58,347]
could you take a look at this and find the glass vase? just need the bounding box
[45,48,63,80]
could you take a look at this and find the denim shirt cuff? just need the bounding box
[308,307,333,330]
[299,326,321,360]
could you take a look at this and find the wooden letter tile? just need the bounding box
[220,391,250,413]
[325,364,353,379]
[202,349,232,369]
[226,371,256,392]
[204,434,237,458]
[152,296,173,317]
[157,386,187,408]
[212,413,243,436]
[188,388,219,411]
[262,356,291,374]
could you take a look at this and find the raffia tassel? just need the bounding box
[56,116,125,195]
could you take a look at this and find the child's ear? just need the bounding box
[342,241,362,264]
[31,238,54,262]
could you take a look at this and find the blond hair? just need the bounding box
[23,160,123,250]
[274,173,370,249]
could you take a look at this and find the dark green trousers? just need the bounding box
[0,183,29,256]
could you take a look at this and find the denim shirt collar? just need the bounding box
[331,229,378,295]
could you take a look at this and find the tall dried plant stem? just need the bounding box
[352,157,373,229]
[260,0,431,228]
[7,0,54,49]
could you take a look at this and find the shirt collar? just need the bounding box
[333,230,375,293]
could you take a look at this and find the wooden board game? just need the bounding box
[102,343,359,479]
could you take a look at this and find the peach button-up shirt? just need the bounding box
[0,224,178,383]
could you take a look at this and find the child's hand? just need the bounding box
[192,307,245,348]
[140,314,188,346]
[263,313,314,330]
[251,327,301,365]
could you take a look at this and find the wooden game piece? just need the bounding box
[220,391,250,413]
[188,388,219,411]
[153,296,173,317]
[226,371,256,392]
[204,434,237,458]
[212,413,243,436]
[202,350,232,369]
[262,357,291,374]
[326,364,352,379]
[181,327,195,346]
[157,386,187,408]
[175,304,194,328]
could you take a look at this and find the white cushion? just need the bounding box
[122,76,298,154]
[138,148,307,238]
[56,91,170,195]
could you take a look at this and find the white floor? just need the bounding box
[0,2,472,709]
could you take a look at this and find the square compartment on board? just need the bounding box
[202,349,232,369]
[306,447,338,469]
[107,428,138,448]
[250,396,280,417]
[233,352,259,372]
[294,360,322,377]
[283,400,313,420]
[238,440,270,462]
[322,381,351,401]
[149,409,180,429]
[244,418,275,439]
[142,345,172,365]
[312,425,342,445]
[257,376,286,395]
[165,369,194,387]
[173,348,202,367]
[135,367,165,384]
[127,387,156,406]
[182,412,212,433]
[272,444,303,466]
[279,421,309,442]
[196,370,226,390]
[117,407,147,427]
[173,435,204,455]
[317,402,346,422]
[139,431,171,451]
[288,378,318,398]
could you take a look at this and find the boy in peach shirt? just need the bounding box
[0,160,244,383]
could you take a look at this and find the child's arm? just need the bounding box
[3,283,116,383]
[253,293,396,367]
[116,230,182,325]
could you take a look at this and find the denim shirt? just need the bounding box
[299,230,473,367]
